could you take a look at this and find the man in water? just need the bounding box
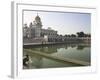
[23,55,29,67]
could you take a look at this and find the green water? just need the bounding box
[23,43,91,69]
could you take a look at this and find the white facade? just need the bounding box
[23,14,58,41]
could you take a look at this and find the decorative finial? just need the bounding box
[37,12,38,16]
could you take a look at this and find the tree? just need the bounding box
[64,34,68,37]
[67,35,71,37]
[71,34,76,37]
[77,32,85,37]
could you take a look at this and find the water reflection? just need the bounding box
[77,45,86,50]
[23,43,91,69]
[29,43,90,53]
[31,55,43,68]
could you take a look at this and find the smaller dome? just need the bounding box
[48,27,52,30]
[29,22,32,27]
[24,24,28,28]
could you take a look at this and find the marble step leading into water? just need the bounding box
[24,49,90,66]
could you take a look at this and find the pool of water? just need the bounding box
[23,43,91,69]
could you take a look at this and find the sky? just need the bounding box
[23,10,91,35]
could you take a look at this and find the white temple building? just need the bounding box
[23,14,58,42]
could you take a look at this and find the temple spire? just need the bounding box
[37,12,38,16]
